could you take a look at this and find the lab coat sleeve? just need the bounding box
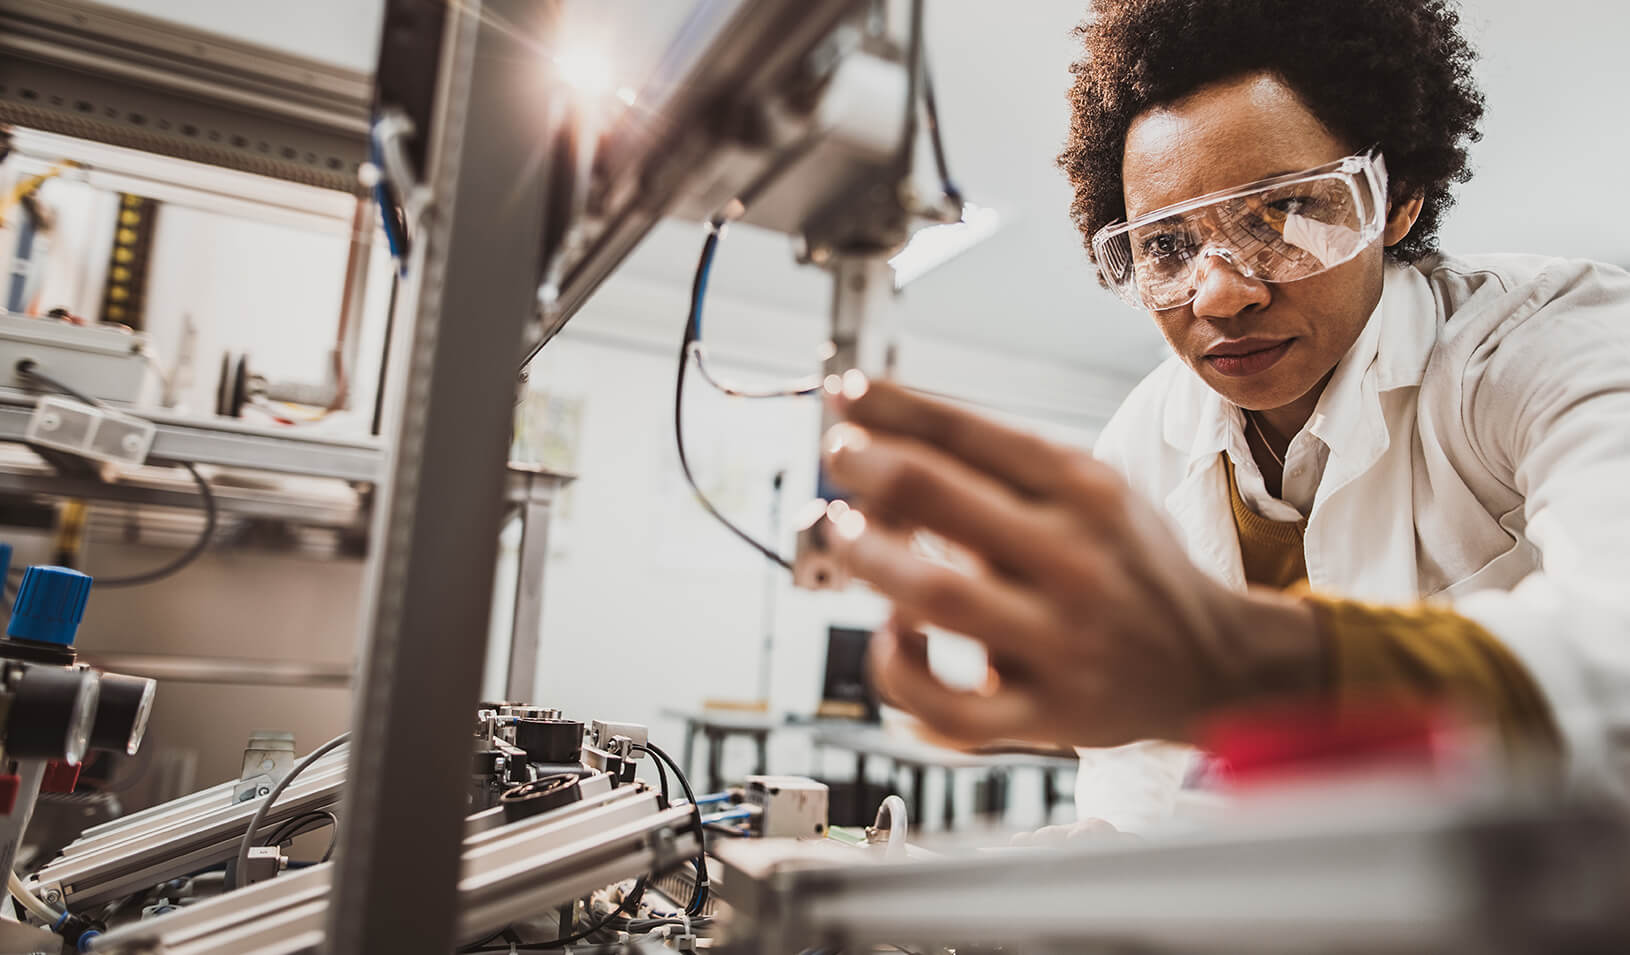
[1072,361,1201,828]
[1454,263,1630,797]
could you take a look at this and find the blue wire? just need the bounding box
[369,126,407,275]
[689,224,721,339]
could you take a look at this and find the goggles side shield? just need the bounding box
[1092,151,1389,311]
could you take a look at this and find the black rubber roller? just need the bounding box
[500,773,582,823]
[6,665,99,763]
[88,672,157,755]
[513,718,583,764]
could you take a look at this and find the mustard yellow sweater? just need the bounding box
[1223,455,1559,760]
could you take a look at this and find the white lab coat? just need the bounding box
[1078,253,1630,830]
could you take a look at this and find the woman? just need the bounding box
[819,0,1630,828]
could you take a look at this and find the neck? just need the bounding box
[1255,368,1335,443]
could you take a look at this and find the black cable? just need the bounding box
[463,880,648,952]
[261,809,340,864]
[643,742,708,916]
[15,360,96,406]
[229,732,349,889]
[920,51,963,208]
[673,224,794,572]
[14,360,217,588]
[648,747,671,808]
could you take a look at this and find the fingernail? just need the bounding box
[823,421,870,456]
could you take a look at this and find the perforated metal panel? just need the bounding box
[0,0,371,192]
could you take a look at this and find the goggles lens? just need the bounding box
[1093,152,1388,311]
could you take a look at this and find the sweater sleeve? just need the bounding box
[1307,595,1562,765]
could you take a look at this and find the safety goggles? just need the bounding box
[1091,149,1389,311]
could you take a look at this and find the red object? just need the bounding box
[1200,699,1462,787]
[41,760,82,794]
[0,774,19,814]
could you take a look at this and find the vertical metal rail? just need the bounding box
[324,1,557,951]
[505,466,571,703]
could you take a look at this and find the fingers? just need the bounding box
[1011,818,1122,847]
[834,523,1059,655]
[831,379,1107,502]
[869,623,1041,745]
[824,423,1079,583]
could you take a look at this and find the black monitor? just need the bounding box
[819,626,880,723]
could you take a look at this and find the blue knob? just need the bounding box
[7,566,92,646]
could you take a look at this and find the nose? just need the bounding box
[1190,249,1271,320]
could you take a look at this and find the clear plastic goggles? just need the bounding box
[1092,150,1389,311]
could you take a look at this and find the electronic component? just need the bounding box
[745,775,829,839]
[0,311,151,406]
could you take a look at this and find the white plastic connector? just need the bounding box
[25,395,155,469]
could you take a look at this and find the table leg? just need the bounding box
[854,751,868,824]
[682,721,697,783]
[754,731,769,776]
[1042,768,1058,823]
[943,767,955,831]
[706,729,725,793]
[910,765,926,828]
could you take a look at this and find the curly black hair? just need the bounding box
[1058,0,1485,265]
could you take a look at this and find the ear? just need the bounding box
[1383,193,1425,247]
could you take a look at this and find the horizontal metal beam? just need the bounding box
[0,0,371,191]
[86,788,698,955]
[0,462,364,529]
[80,653,351,689]
[0,392,383,483]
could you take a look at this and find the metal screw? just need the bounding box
[257,786,271,797]
[42,889,60,904]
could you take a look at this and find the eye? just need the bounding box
[1140,232,1189,259]
[1269,195,1318,216]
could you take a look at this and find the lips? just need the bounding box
[1203,337,1294,377]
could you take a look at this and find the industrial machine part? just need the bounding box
[744,776,830,840]
[500,773,583,824]
[584,719,651,786]
[22,744,348,910]
[0,311,152,406]
[0,563,157,948]
[232,731,296,805]
[0,0,371,191]
[85,780,697,953]
[25,704,650,925]
[714,789,1630,955]
[792,254,901,590]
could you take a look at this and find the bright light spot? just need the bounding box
[834,509,868,541]
[823,374,844,396]
[553,47,613,97]
[616,87,637,107]
[889,201,1003,289]
[841,369,869,401]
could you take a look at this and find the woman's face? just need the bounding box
[1120,72,1392,414]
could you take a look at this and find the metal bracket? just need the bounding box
[233,731,296,804]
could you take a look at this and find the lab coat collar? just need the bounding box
[1164,260,1438,475]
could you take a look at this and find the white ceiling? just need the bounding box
[591,0,1630,379]
[107,0,1630,381]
